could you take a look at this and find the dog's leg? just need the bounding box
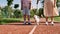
[36,21,40,25]
[34,19,39,25]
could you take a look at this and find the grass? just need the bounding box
[54,17,60,22]
[0,18,34,24]
[46,16,60,22]
[0,18,23,24]
[0,17,60,24]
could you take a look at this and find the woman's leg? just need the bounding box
[46,17,48,25]
[51,16,54,25]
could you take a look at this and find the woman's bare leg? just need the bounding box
[51,16,54,25]
[46,17,48,25]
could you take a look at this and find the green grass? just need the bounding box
[0,18,24,24]
[46,16,60,22]
[54,17,60,22]
[0,18,34,23]
[0,17,60,24]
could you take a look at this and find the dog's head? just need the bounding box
[34,15,37,18]
[34,15,40,18]
[34,15,40,23]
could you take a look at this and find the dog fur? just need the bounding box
[34,15,40,25]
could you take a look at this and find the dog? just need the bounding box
[34,15,40,25]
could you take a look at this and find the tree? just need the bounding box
[14,9,22,18]
[2,6,13,18]
[30,9,37,17]
[6,0,13,18]
[14,4,22,18]
[37,0,40,4]
[57,0,60,7]
[0,7,1,10]
[14,4,19,9]
[7,0,13,6]
[0,7,2,19]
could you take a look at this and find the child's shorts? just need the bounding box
[22,8,30,15]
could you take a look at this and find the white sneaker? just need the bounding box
[46,22,48,25]
[51,21,54,25]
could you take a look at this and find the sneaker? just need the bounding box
[51,21,54,25]
[46,22,48,25]
[28,22,31,25]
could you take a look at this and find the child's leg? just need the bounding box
[27,15,31,23]
[22,9,26,24]
[23,15,26,24]
[28,15,30,22]
[26,9,31,24]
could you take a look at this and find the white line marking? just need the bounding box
[29,25,37,34]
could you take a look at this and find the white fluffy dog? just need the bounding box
[34,15,40,25]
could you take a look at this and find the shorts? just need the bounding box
[22,8,30,15]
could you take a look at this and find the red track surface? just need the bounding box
[33,23,60,34]
[0,24,34,34]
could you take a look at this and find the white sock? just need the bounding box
[46,22,48,25]
[51,21,54,24]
